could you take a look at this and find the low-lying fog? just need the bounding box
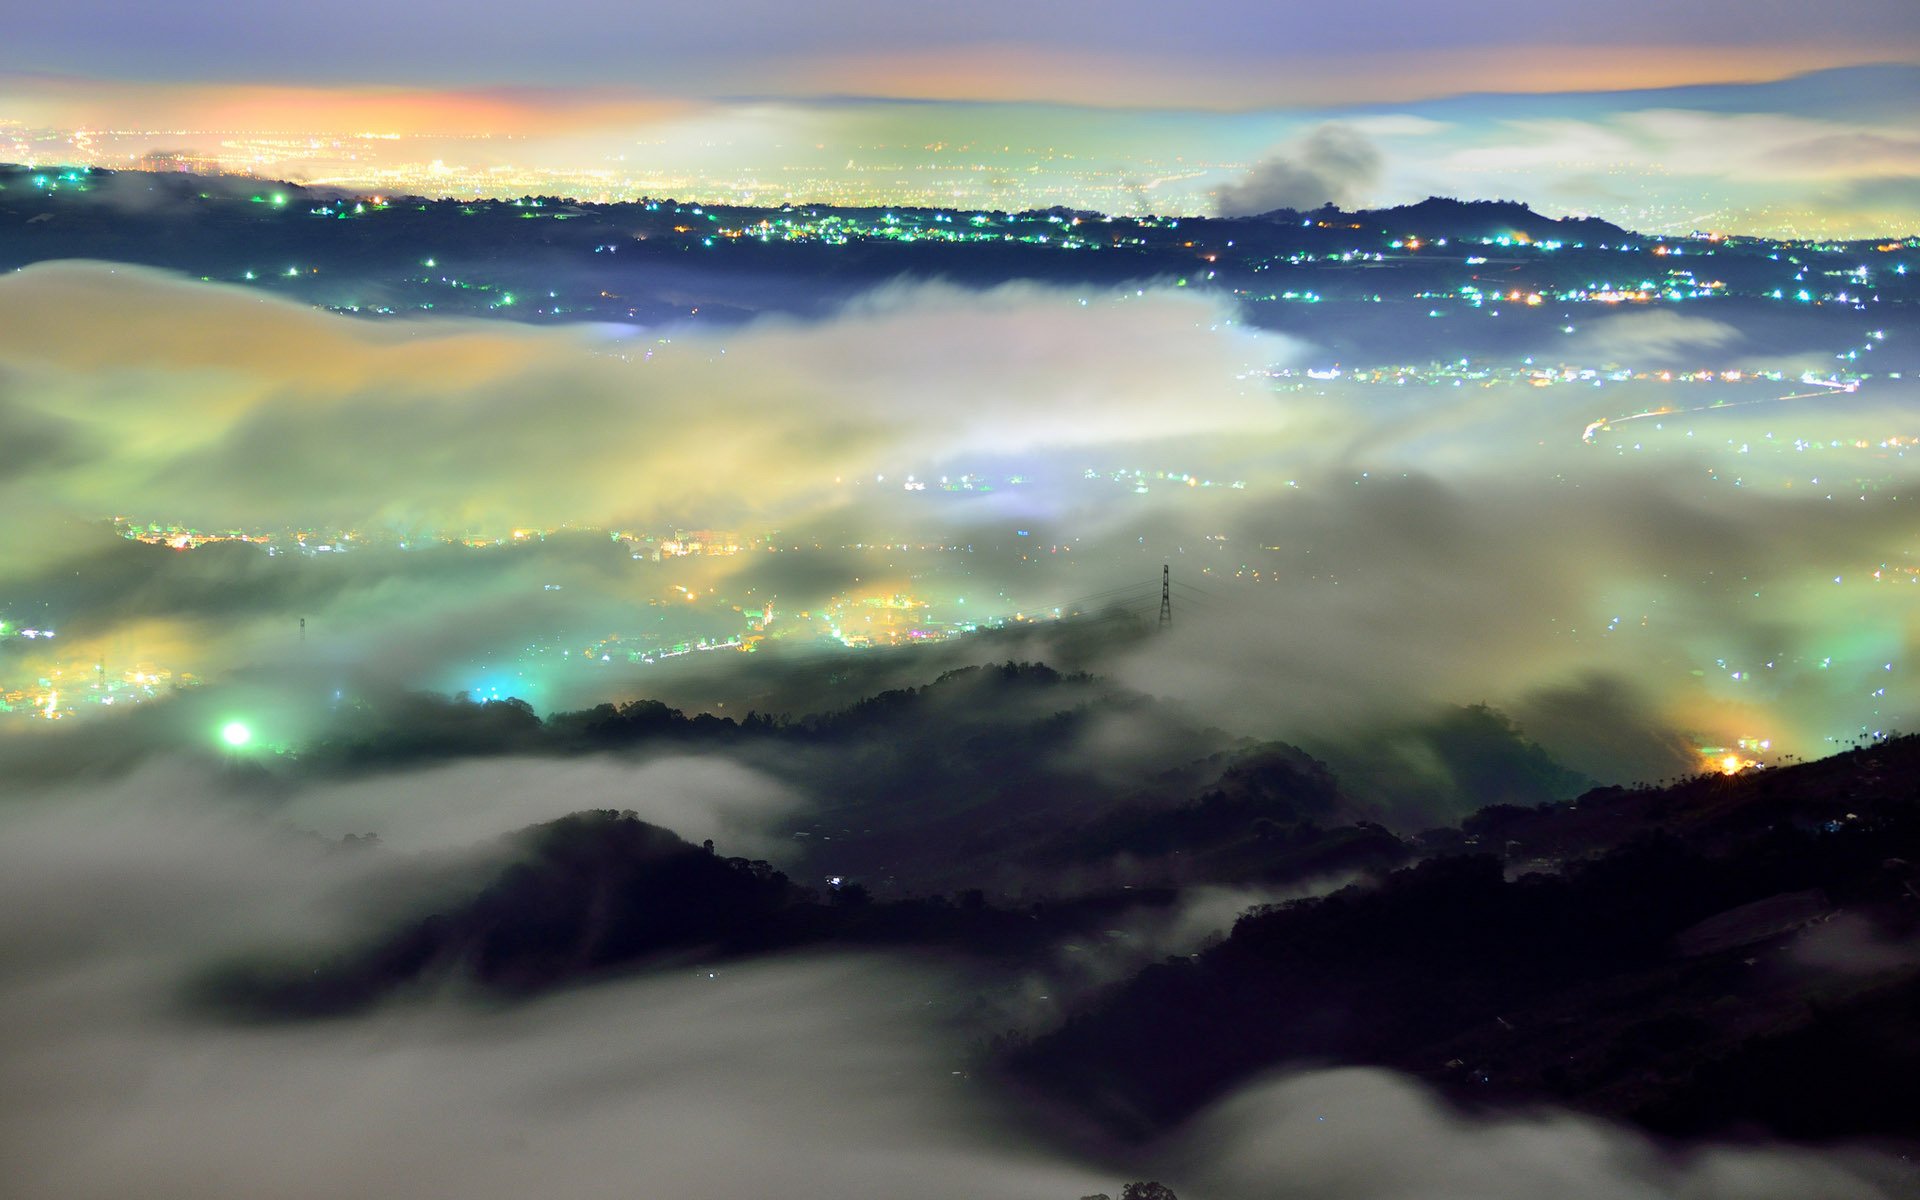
[4,260,1919,1196]
[2,768,1911,1199]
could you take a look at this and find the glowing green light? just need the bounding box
[220,721,253,748]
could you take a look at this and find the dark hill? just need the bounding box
[1005,738,1920,1144]
[1361,196,1632,243]
[194,809,1186,1019]
[1242,196,1632,245]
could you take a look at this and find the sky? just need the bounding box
[2,0,1917,233]
[6,0,1917,101]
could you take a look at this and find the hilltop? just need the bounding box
[158,658,1920,1149]
[1008,736,1920,1144]
[3,164,1911,344]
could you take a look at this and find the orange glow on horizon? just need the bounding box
[5,40,1915,130]
[736,40,1919,109]
[0,75,693,137]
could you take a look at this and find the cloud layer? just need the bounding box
[1216,124,1385,215]
[0,263,1287,543]
[10,65,1918,235]
[0,775,1908,1199]
[5,262,1920,781]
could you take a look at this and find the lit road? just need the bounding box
[1581,378,1861,444]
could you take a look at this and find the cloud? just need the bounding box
[1762,130,1920,174]
[1178,1067,1904,1200]
[275,754,805,858]
[1085,368,1920,771]
[0,263,1295,548]
[1507,674,1701,786]
[1784,912,1920,976]
[0,264,1315,751]
[6,259,1920,792]
[12,65,1920,235]
[1215,124,1383,216]
[1412,100,1920,235]
[1834,174,1920,213]
[1340,114,1451,138]
[1568,311,1745,363]
[0,777,1906,1200]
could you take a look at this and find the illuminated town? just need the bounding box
[1,153,1910,750]
[5,330,1913,772]
[3,164,1913,329]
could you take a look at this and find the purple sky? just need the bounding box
[3,0,1916,234]
[6,0,1916,100]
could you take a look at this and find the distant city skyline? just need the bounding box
[3,0,1916,237]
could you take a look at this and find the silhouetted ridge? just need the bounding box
[1032,741,1410,885]
[1007,739,1920,1142]
[1367,196,1631,242]
[197,811,801,1015]
[195,809,1189,1019]
[1243,196,1632,244]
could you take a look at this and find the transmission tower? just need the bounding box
[1158,563,1172,630]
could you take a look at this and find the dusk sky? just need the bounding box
[5,0,1917,233]
[8,0,1918,98]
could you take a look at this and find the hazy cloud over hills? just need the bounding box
[1,775,1910,1199]
[1215,124,1385,216]
[4,259,1918,775]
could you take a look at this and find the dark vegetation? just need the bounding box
[285,662,1592,892]
[5,164,1914,357]
[1322,703,1592,827]
[199,807,1184,1018]
[180,661,1920,1148]
[1009,737,1920,1144]
[1027,740,1410,885]
[294,662,1432,893]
